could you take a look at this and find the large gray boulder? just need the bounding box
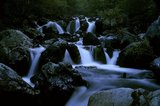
[0,63,38,105]
[88,88,148,106]
[0,29,33,76]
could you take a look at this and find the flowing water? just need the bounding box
[37,21,64,34]
[66,17,80,34]
[22,46,46,87]
[65,41,160,106]
[86,17,95,33]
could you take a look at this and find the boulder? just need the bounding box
[0,63,38,105]
[0,29,33,76]
[145,16,160,56]
[40,39,67,65]
[88,88,148,106]
[117,40,155,69]
[93,45,106,64]
[83,33,101,45]
[67,44,81,64]
[150,57,160,82]
[31,62,86,106]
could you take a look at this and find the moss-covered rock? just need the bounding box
[0,29,32,76]
[117,40,155,69]
[93,45,106,64]
[0,63,38,105]
[145,16,160,56]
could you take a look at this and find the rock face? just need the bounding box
[0,29,32,76]
[0,63,38,105]
[88,88,149,106]
[145,16,160,56]
[31,62,86,106]
[117,40,155,69]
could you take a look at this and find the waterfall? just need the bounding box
[76,45,95,65]
[75,17,80,32]
[22,46,46,87]
[63,49,74,64]
[66,17,80,34]
[104,49,120,65]
[37,21,64,34]
[85,17,95,33]
[86,21,95,33]
[54,22,65,34]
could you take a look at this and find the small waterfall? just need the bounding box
[104,49,120,65]
[63,49,74,64]
[76,45,95,65]
[85,17,95,33]
[66,17,80,34]
[37,21,64,34]
[54,22,64,34]
[22,46,46,87]
[66,21,71,33]
[86,21,95,33]
[75,17,80,32]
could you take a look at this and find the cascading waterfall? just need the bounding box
[37,21,64,34]
[22,46,46,87]
[85,17,95,33]
[66,17,80,34]
[76,45,95,65]
[63,49,74,64]
[65,40,160,106]
[104,49,120,65]
[75,17,80,32]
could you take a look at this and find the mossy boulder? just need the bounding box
[0,29,32,76]
[145,16,160,56]
[117,40,155,69]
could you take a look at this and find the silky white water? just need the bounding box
[22,46,46,87]
[66,42,160,106]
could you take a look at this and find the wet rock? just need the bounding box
[88,88,149,106]
[117,40,155,69]
[83,32,100,45]
[67,44,81,64]
[145,16,160,56]
[93,45,106,64]
[31,62,86,106]
[0,29,32,76]
[150,57,160,82]
[0,63,38,105]
[148,89,160,106]
[40,39,67,65]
